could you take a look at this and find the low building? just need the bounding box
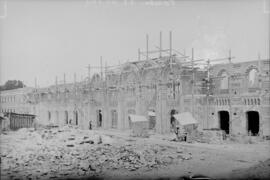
[0,87,34,114]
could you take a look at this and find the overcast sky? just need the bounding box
[0,0,269,87]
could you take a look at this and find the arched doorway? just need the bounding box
[55,111,59,124]
[64,111,68,124]
[246,111,259,136]
[218,111,230,134]
[170,109,178,129]
[48,111,51,122]
[127,109,136,129]
[148,109,156,130]
[96,110,102,127]
[74,111,78,125]
[111,109,118,128]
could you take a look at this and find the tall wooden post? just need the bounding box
[159,31,162,58]
[63,73,66,85]
[100,56,103,80]
[138,48,141,61]
[191,48,194,115]
[146,34,149,61]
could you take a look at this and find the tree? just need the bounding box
[0,80,26,91]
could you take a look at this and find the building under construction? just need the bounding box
[1,33,270,136]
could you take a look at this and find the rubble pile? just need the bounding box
[192,130,225,144]
[0,127,192,179]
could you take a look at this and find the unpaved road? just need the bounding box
[1,127,270,180]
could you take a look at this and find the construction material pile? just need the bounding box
[186,129,225,144]
[0,126,192,180]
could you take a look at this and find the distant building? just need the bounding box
[0,87,34,114]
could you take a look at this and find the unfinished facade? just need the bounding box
[21,56,269,136]
[2,57,269,136]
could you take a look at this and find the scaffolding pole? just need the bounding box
[191,48,194,116]
[138,48,141,61]
[159,31,162,58]
[35,77,37,89]
[64,73,66,85]
[100,56,103,80]
[146,34,149,61]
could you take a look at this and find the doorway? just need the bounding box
[55,111,59,124]
[148,110,156,130]
[48,111,51,122]
[127,109,136,128]
[246,111,259,136]
[218,111,230,134]
[111,110,118,128]
[97,110,102,127]
[65,111,68,124]
[74,111,78,125]
[170,109,177,129]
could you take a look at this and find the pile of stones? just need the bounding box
[0,127,192,179]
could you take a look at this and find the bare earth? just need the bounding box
[1,126,270,180]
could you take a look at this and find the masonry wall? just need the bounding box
[24,58,270,136]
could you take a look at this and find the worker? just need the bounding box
[174,126,180,141]
[89,120,92,130]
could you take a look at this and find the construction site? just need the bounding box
[1,30,270,179]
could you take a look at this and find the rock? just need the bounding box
[84,140,94,144]
[66,144,74,147]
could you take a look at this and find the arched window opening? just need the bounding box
[220,71,229,89]
[248,69,259,87]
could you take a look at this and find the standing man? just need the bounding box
[89,120,92,130]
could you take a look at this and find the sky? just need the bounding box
[0,0,269,87]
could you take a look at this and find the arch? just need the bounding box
[246,111,259,136]
[96,109,102,127]
[74,111,78,125]
[48,111,51,122]
[218,70,229,89]
[142,69,159,85]
[148,109,156,130]
[90,73,103,88]
[170,109,178,129]
[111,109,118,128]
[127,109,136,129]
[218,111,230,134]
[73,110,79,125]
[121,62,140,73]
[247,68,259,88]
[64,111,68,124]
[55,111,59,124]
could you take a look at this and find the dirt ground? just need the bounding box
[0,126,270,180]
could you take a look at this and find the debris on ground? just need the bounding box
[230,159,270,179]
[0,126,192,180]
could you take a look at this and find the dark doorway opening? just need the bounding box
[74,111,78,125]
[127,109,136,129]
[247,111,259,136]
[148,110,156,130]
[170,109,177,129]
[65,111,68,124]
[218,111,230,134]
[97,110,102,127]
